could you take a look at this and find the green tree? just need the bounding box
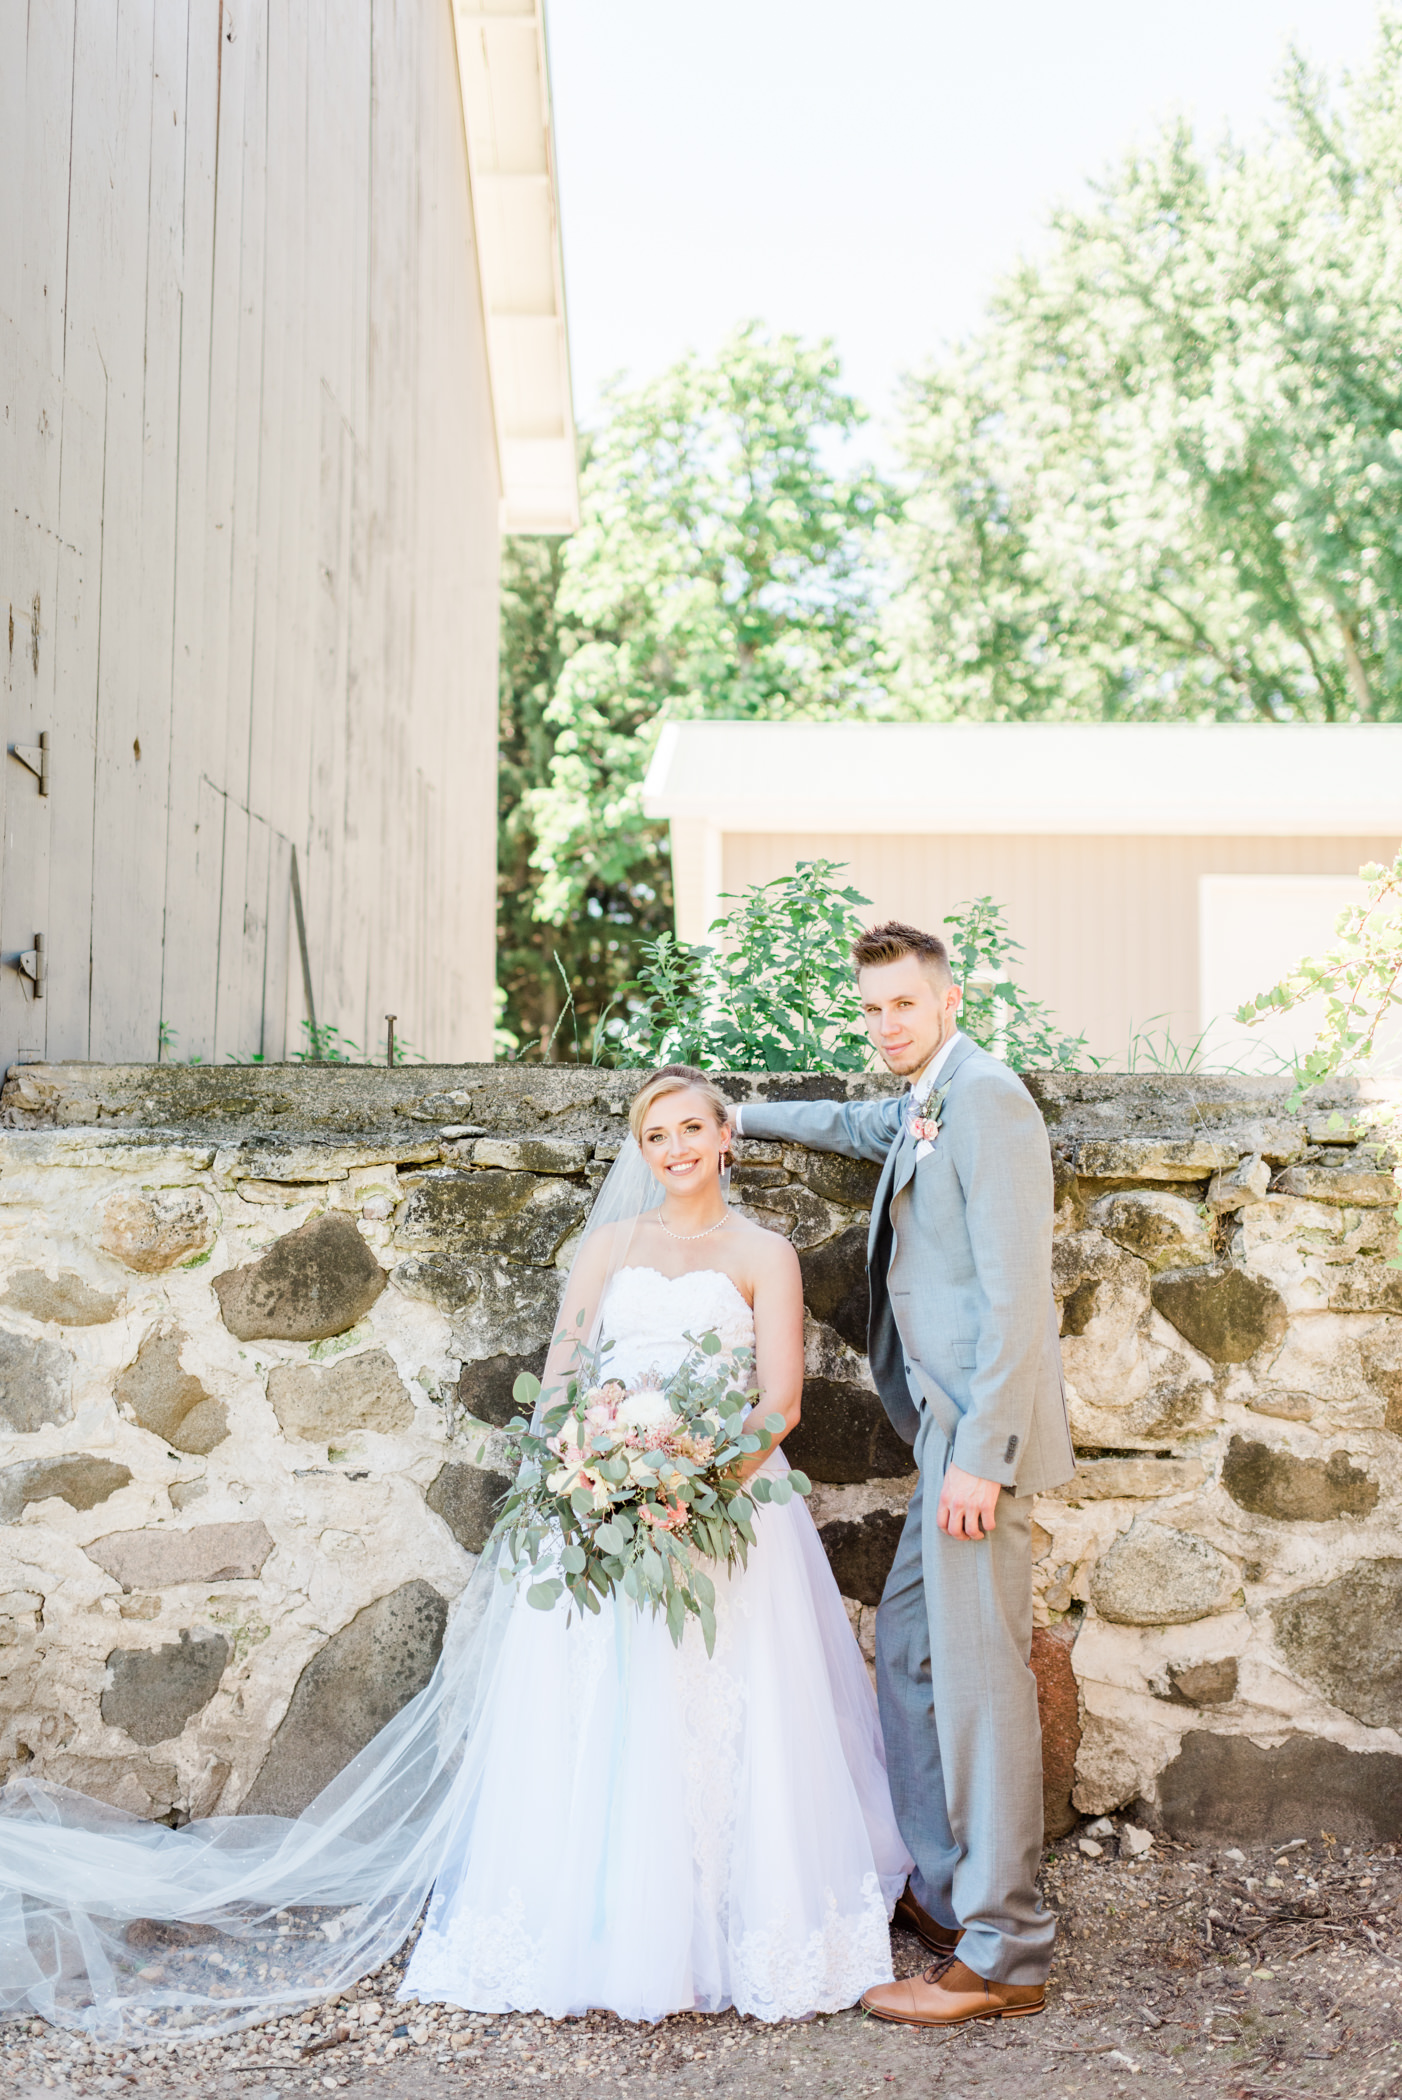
[497,532,669,1058]
[497,326,894,1053]
[891,18,1402,723]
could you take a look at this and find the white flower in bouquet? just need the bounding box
[614,1376,677,1437]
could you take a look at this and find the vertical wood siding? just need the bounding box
[0,0,500,1068]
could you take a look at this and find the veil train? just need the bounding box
[0,1144,664,2039]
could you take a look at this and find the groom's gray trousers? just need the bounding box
[876,1417,1054,1987]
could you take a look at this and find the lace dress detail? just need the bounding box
[403,1267,910,2024]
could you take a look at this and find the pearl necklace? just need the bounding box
[657,1212,730,1241]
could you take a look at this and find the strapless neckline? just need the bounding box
[612,1264,753,1314]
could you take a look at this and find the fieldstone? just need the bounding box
[1031,1627,1081,1842]
[392,1251,484,1315]
[1157,1730,1402,1843]
[1075,1138,1235,1181]
[444,1261,564,1363]
[787,1379,917,1485]
[115,1333,229,1455]
[471,1136,590,1174]
[817,1508,905,1606]
[85,1520,275,1593]
[757,1076,849,1103]
[99,1190,215,1273]
[1221,1436,1378,1522]
[33,1751,180,1820]
[782,1148,882,1209]
[1247,1390,1315,1422]
[395,1170,588,1267]
[1167,1657,1238,1707]
[457,1348,548,1428]
[426,1463,512,1554]
[1089,1519,1237,1626]
[729,1163,790,1191]
[0,1455,132,1524]
[1151,1264,1288,1364]
[0,1268,119,1325]
[266,1349,414,1440]
[1090,1191,1213,1273]
[798,1228,871,1355]
[739,1183,846,1252]
[1276,1165,1398,1206]
[101,1629,231,1745]
[240,1579,448,1816]
[1328,1260,1402,1315]
[1050,1457,1206,1502]
[1360,1321,1402,1424]
[214,1212,386,1341]
[1272,1559,1402,1728]
[0,1328,75,1432]
[1206,1154,1271,1213]
[1054,1230,1149,1341]
[212,1138,438,1187]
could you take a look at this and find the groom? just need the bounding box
[733,918,1075,2026]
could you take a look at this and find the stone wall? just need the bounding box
[2,1059,1400,1845]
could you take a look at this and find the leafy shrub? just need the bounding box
[616,861,873,1072]
[613,863,1092,1075]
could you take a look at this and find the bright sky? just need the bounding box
[546,0,1384,437]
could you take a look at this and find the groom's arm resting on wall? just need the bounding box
[732,1095,902,1164]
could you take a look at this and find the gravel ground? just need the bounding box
[4,1820,1400,2099]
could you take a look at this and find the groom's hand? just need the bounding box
[936,1464,1002,1541]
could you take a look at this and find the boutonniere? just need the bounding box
[907,1083,949,1160]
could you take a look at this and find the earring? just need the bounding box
[720,1144,733,1201]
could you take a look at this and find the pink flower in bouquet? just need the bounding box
[641,1496,687,1532]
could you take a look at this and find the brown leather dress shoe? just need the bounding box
[891,1881,962,1956]
[862,1956,1046,2027]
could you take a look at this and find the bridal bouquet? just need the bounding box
[490,1331,811,1656]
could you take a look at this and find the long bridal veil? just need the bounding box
[0,1141,665,2040]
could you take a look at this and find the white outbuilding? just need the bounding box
[643,720,1402,1069]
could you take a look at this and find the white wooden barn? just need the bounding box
[1,0,576,1070]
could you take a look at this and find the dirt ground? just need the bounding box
[4,1820,1400,2100]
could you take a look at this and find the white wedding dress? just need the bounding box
[401,1265,912,2024]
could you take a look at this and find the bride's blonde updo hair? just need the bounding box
[627,1064,733,1144]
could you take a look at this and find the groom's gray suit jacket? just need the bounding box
[740,1036,1075,1496]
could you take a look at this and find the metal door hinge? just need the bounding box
[11,732,50,794]
[18,934,45,998]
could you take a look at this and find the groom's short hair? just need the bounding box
[852,920,954,985]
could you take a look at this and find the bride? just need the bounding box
[0,1067,910,2036]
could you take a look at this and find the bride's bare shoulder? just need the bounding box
[569,1218,636,1278]
[729,1211,801,1282]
